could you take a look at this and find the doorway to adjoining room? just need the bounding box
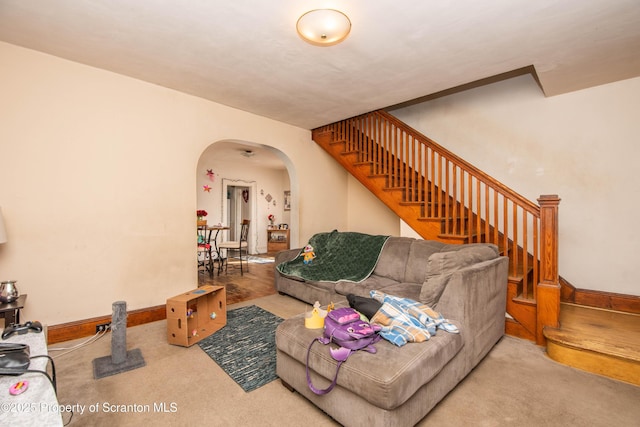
[220,178,257,254]
[196,140,297,278]
[226,185,252,241]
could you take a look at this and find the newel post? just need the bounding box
[536,194,561,345]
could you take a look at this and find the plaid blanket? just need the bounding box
[369,290,459,347]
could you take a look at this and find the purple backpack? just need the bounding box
[306,306,381,395]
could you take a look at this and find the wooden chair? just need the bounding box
[218,219,250,275]
[197,225,214,277]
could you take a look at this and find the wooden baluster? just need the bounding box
[393,126,398,188]
[367,114,372,164]
[476,178,482,243]
[444,159,450,231]
[401,130,407,199]
[408,132,412,200]
[458,168,464,236]
[430,150,436,217]
[418,140,423,204]
[359,116,362,154]
[470,174,474,240]
[533,215,539,299]
[512,200,518,278]
[503,196,510,275]
[377,113,383,175]
[452,165,458,234]
[522,209,529,297]
[408,131,411,198]
[438,155,443,218]
[393,126,399,188]
[375,115,381,175]
[484,183,490,243]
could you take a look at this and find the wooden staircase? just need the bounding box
[312,110,640,384]
[312,110,561,346]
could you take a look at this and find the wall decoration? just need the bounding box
[203,185,212,192]
[242,189,249,203]
[265,193,272,202]
[206,169,215,181]
[284,191,291,211]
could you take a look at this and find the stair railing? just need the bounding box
[314,110,560,344]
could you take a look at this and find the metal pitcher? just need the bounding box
[0,280,19,303]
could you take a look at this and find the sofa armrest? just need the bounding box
[275,248,301,266]
[274,248,302,287]
[435,256,508,371]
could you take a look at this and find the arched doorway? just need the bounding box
[196,140,297,257]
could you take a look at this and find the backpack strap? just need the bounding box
[305,338,350,395]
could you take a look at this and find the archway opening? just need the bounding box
[196,140,297,261]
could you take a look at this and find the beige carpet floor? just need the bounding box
[50,294,640,426]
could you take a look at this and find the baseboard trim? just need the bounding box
[45,283,638,344]
[560,277,639,314]
[46,305,166,345]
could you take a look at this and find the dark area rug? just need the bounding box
[198,305,284,392]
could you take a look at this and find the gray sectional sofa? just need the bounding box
[274,234,509,427]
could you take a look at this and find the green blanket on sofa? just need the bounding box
[276,230,390,283]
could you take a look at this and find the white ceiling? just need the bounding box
[1,0,640,131]
[205,140,288,171]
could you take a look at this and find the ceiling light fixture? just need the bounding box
[296,9,351,47]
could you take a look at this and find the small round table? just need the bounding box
[0,294,27,326]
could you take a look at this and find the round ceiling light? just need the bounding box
[296,9,351,47]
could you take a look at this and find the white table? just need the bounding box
[0,330,63,426]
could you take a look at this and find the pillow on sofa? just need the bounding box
[404,239,446,284]
[420,244,499,305]
[372,237,414,282]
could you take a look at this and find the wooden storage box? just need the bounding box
[166,285,226,347]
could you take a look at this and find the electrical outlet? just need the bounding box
[96,322,111,333]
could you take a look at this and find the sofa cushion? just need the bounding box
[373,282,422,302]
[372,237,414,282]
[420,244,499,305]
[276,312,464,410]
[403,239,446,284]
[335,275,398,298]
[276,275,344,307]
[336,279,423,303]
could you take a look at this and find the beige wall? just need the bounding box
[346,176,401,236]
[196,144,291,254]
[0,42,394,325]
[7,37,633,326]
[391,74,640,296]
